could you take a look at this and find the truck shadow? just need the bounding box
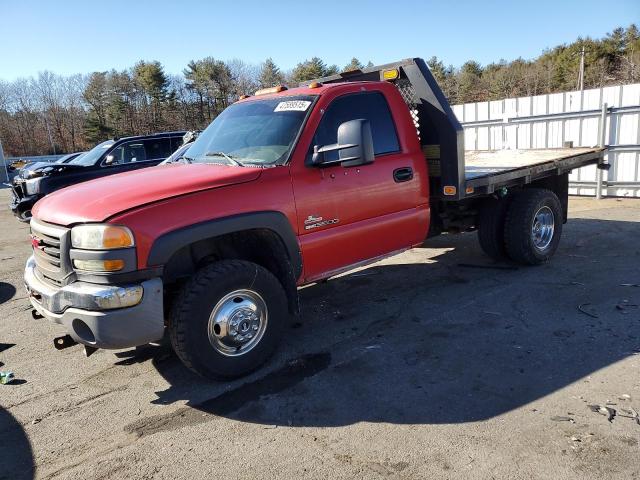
[146,217,639,428]
[0,340,33,480]
[0,282,16,305]
[0,408,34,480]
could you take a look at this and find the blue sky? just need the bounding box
[0,0,638,80]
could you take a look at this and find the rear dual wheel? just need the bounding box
[478,188,562,265]
[477,197,511,260]
[504,189,562,265]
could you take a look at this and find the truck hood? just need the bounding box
[18,162,85,180]
[18,162,52,178]
[32,164,263,225]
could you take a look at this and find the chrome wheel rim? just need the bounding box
[531,206,555,251]
[207,289,268,357]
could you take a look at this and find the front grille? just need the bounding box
[12,179,26,200]
[30,219,73,286]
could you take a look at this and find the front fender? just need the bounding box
[146,211,302,279]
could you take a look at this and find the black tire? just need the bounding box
[504,189,563,265]
[18,210,32,223]
[169,260,287,379]
[477,197,511,260]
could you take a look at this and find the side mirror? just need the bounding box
[104,154,116,166]
[310,119,375,167]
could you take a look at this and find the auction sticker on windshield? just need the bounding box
[274,100,311,112]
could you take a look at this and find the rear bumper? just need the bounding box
[24,256,164,349]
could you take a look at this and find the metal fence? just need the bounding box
[5,155,64,164]
[452,83,640,198]
[1,153,64,184]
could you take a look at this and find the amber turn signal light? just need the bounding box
[254,85,288,96]
[382,69,399,81]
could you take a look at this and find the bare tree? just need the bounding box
[227,59,259,97]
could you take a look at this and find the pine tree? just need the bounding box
[343,58,364,72]
[427,56,447,84]
[83,110,113,143]
[458,61,485,102]
[290,57,335,83]
[259,58,284,88]
[133,61,168,130]
[83,72,109,139]
[133,61,167,103]
[184,58,234,123]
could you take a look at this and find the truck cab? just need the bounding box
[24,59,604,379]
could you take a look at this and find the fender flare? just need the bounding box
[146,211,302,279]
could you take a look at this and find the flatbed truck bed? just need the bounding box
[463,147,604,196]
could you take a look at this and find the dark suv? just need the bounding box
[10,131,186,221]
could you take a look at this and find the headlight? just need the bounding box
[71,224,135,250]
[24,178,42,195]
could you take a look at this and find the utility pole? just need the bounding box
[0,138,8,184]
[577,46,585,91]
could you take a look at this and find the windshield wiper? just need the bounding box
[205,151,245,167]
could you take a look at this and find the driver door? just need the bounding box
[290,90,426,282]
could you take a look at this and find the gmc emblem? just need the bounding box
[31,236,44,250]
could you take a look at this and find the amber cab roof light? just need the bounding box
[254,85,288,96]
[382,68,399,81]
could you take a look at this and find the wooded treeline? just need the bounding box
[1,25,638,157]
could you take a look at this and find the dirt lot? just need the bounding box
[1,189,639,480]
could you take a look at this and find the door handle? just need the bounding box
[393,167,413,183]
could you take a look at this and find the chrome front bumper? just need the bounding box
[24,257,143,312]
[24,256,165,349]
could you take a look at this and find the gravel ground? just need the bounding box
[1,189,639,480]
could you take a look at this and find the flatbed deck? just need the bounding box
[463,147,604,195]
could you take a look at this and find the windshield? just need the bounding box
[54,153,75,164]
[73,140,115,166]
[67,152,87,164]
[186,95,316,165]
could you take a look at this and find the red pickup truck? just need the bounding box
[25,58,604,378]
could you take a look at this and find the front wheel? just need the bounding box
[169,260,287,379]
[504,188,563,265]
[18,210,32,223]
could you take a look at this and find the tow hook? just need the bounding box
[84,345,98,357]
[53,335,77,350]
[53,335,98,357]
[31,309,44,320]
